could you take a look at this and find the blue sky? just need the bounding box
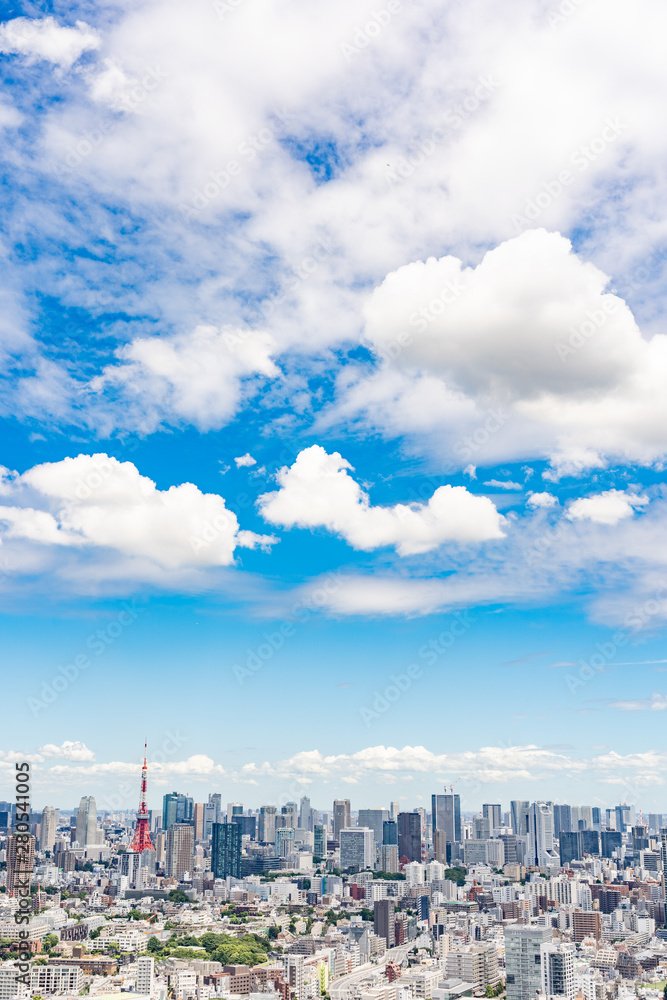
[1,0,667,812]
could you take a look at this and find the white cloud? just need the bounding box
[566,489,649,526]
[527,492,559,508]
[484,480,523,490]
[607,693,667,711]
[92,326,280,433]
[234,453,257,467]
[0,17,99,69]
[341,229,667,474]
[11,744,667,797]
[0,453,275,572]
[37,741,95,761]
[258,445,505,555]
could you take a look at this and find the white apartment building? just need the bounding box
[30,964,83,994]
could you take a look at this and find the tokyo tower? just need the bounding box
[130,742,155,853]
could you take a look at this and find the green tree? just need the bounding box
[168,889,190,903]
[43,934,59,951]
[146,937,163,954]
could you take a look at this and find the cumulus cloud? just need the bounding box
[258,445,505,555]
[234,453,257,467]
[527,492,559,508]
[92,326,280,433]
[341,230,667,475]
[566,489,649,526]
[0,453,275,572]
[0,17,99,69]
[9,744,667,797]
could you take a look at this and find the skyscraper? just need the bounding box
[276,827,295,857]
[258,806,277,843]
[162,792,192,830]
[359,809,389,846]
[299,796,313,831]
[7,833,35,893]
[601,830,622,858]
[314,824,326,859]
[510,800,530,836]
[40,806,57,853]
[390,801,400,821]
[383,820,398,845]
[398,812,422,863]
[193,803,205,841]
[553,804,572,838]
[165,823,194,878]
[211,822,242,878]
[333,799,351,840]
[432,794,461,849]
[75,796,97,847]
[340,828,374,871]
[504,925,553,1000]
[482,804,502,830]
[526,802,558,867]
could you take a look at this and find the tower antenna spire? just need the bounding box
[130,742,155,854]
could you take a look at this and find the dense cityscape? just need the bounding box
[1,754,666,1000]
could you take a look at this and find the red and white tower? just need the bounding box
[130,743,155,853]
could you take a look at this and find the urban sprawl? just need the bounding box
[2,761,667,1000]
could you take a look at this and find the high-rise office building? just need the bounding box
[482,804,502,831]
[541,941,575,1000]
[390,801,400,821]
[333,799,351,839]
[211,822,242,878]
[75,797,97,847]
[340,827,374,871]
[383,820,398,846]
[208,793,222,822]
[359,809,389,846]
[193,803,205,841]
[505,925,553,1000]
[526,802,558,867]
[398,812,422,863]
[647,813,662,833]
[281,802,297,829]
[40,806,57,853]
[433,829,447,863]
[380,844,399,872]
[299,797,313,831]
[374,898,395,947]
[474,816,491,839]
[553,804,572,838]
[7,834,35,892]
[601,830,622,858]
[227,802,243,822]
[165,823,194,879]
[162,792,193,830]
[510,800,530,836]
[314,824,326,859]
[276,827,295,857]
[258,806,277,843]
[615,804,633,832]
[232,815,256,839]
[432,794,461,849]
